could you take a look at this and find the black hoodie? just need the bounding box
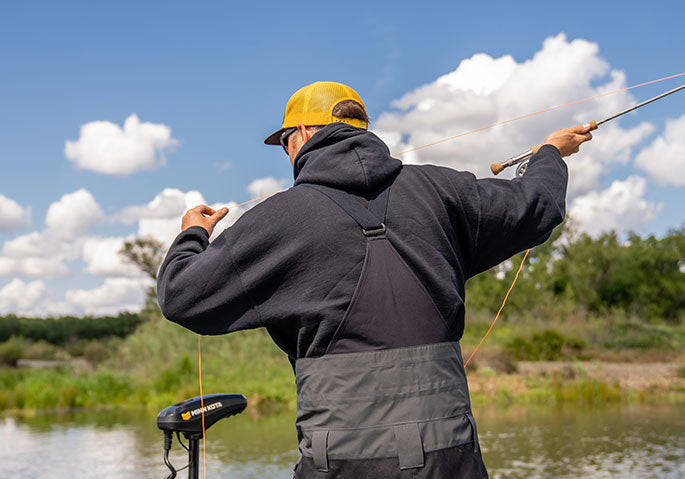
[157,123,567,363]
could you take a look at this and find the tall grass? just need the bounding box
[104,313,296,411]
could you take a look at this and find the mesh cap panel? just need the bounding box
[264,81,368,145]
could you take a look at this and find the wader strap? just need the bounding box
[393,423,425,469]
[312,430,330,472]
[301,184,389,235]
[467,412,479,452]
[368,186,390,226]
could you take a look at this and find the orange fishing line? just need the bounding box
[198,335,207,479]
[393,72,685,157]
[228,72,685,207]
[464,249,530,368]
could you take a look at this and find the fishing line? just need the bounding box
[198,335,207,479]
[392,72,685,157]
[226,72,684,205]
[464,249,529,368]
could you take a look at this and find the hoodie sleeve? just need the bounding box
[466,144,568,276]
[436,144,567,277]
[157,226,262,335]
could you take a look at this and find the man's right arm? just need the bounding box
[157,225,262,335]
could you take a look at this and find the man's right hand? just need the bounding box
[543,124,593,157]
[181,205,229,236]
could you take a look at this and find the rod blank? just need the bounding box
[491,84,685,175]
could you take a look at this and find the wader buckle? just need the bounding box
[362,223,386,237]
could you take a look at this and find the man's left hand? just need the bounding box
[181,205,229,236]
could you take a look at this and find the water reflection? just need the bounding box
[1,404,683,478]
[476,404,685,479]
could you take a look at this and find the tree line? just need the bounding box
[0,313,141,345]
[466,225,685,323]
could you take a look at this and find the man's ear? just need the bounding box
[297,122,318,142]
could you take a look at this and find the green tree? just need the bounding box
[119,236,166,316]
[119,236,166,280]
[550,227,684,322]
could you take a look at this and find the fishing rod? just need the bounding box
[490,83,685,176]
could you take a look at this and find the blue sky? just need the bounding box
[1,1,683,316]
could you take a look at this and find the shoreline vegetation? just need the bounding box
[1,311,682,416]
[1,225,683,415]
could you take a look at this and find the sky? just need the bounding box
[0,1,683,317]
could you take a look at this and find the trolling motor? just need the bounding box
[157,393,247,479]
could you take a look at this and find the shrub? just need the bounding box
[506,329,586,361]
[81,341,110,363]
[23,340,58,360]
[603,320,679,350]
[0,336,24,366]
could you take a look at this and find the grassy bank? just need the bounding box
[0,315,296,414]
[1,308,683,415]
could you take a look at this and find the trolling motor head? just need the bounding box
[157,393,247,436]
[157,393,247,479]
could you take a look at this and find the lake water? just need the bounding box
[1,403,682,478]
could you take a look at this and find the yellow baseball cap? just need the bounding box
[264,81,368,145]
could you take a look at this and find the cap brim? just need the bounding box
[264,128,286,145]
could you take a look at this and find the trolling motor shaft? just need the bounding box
[490,83,685,176]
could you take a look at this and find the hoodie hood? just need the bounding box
[293,123,402,192]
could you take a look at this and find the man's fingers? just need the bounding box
[571,123,592,134]
[190,204,215,216]
[208,207,229,226]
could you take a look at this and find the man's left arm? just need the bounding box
[467,124,592,276]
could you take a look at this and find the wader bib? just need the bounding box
[294,184,488,478]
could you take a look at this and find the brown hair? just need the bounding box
[332,100,369,123]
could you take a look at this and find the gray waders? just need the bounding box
[293,184,488,478]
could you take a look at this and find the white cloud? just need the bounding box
[65,114,178,176]
[0,276,151,318]
[82,236,142,277]
[66,277,152,316]
[372,33,648,196]
[45,189,105,240]
[1,232,45,258]
[569,176,662,236]
[0,256,71,278]
[246,177,289,199]
[0,276,150,317]
[635,115,685,187]
[0,189,103,278]
[0,279,55,316]
[117,188,200,224]
[0,195,31,233]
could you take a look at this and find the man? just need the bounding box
[158,81,592,478]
